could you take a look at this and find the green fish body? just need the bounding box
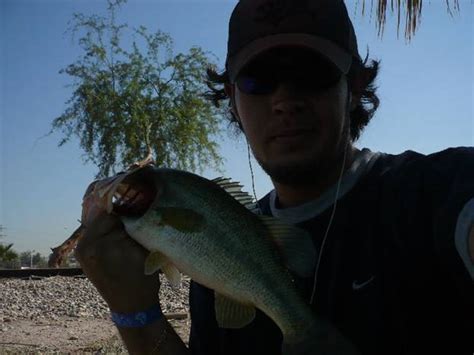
[117,166,357,354]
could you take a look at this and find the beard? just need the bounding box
[255,116,351,187]
[257,154,338,186]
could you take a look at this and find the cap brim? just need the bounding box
[227,33,352,82]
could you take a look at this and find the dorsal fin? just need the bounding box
[258,215,317,278]
[212,177,256,210]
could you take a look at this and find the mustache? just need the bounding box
[265,122,319,140]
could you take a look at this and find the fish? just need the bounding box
[83,164,358,354]
[49,153,155,267]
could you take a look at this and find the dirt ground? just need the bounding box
[0,316,190,354]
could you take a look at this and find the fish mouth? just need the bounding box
[109,166,158,218]
[81,162,159,226]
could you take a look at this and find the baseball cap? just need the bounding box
[225,0,361,82]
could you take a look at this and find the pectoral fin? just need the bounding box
[214,292,256,329]
[258,215,317,278]
[154,207,205,233]
[161,263,182,288]
[144,251,181,287]
[144,251,167,275]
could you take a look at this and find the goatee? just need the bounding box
[256,131,351,187]
[256,154,339,187]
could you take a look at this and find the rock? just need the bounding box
[0,275,190,322]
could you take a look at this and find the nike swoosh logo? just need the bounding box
[352,275,375,291]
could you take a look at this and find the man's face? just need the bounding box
[228,47,352,186]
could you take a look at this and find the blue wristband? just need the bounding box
[111,304,163,328]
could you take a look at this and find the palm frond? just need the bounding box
[355,0,461,41]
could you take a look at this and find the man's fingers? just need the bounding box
[76,212,126,265]
[82,212,123,241]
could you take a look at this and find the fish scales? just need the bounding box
[124,169,312,335]
[155,170,294,303]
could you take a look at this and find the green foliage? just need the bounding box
[0,225,19,268]
[33,252,49,268]
[0,244,18,263]
[51,0,224,178]
[0,227,52,269]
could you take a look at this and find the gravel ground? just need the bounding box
[0,274,190,353]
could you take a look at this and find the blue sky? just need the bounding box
[1,0,472,257]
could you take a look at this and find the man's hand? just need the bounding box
[75,212,189,354]
[75,212,160,313]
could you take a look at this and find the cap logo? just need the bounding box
[254,0,317,27]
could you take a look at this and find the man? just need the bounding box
[75,0,474,354]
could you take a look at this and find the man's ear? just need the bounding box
[349,69,371,111]
[224,83,233,98]
[349,80,362,112]
[349,91,360,112]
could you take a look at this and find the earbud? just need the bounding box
[348,91,356,112]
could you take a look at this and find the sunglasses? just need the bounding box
[234,49,342,95]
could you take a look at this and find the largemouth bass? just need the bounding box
[83,164,358,354]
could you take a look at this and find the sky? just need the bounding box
[1,0,472,257]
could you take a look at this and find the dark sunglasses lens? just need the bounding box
[236,75,276,95]
[303,70,342,91]
[235,49,342,95]
[237,70,341,95]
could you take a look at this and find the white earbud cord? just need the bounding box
[309,140,349,305]
[247,140,261,212]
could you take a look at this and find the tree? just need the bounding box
[33,252,49,268]
[0,225,19,268]
[0,245,18,267]
[14,251,48,268]
[357,0,461,40]
[0,244,17,261]
[19,251,33,268]
[49,0,224,178]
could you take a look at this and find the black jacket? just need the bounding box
[188,148,474,355]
